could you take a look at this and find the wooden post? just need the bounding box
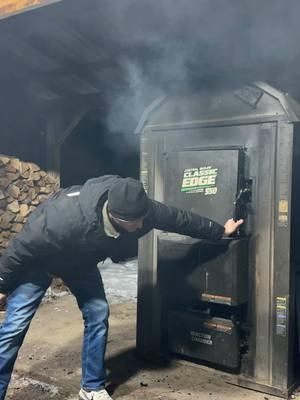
[46,114,61,186]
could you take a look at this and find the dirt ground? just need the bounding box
[1,295,298,400]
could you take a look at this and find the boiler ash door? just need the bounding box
[164,148,245,226]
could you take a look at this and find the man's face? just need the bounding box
[110,215,144,232]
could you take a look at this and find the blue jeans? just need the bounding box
[0,267,109,400]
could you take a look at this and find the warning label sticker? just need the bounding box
[190,331,212,345]
[181,166,218,195]
[276,296,287,337]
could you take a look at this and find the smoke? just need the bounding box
[2,0,300,159]
[102,0,300,131]
[105,58,166,134]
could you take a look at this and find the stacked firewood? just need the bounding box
[0,155,60,256]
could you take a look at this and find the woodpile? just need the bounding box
[0,155,60,256]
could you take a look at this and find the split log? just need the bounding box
[0,155,59,256]
[7,184,20,199]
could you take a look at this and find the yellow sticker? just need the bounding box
[278,200,288,213]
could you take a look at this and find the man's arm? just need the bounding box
[0,207,63,294]
[147,200,242,240]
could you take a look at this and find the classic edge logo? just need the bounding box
[181,166,218,195]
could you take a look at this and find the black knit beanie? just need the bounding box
[107,178,150,221]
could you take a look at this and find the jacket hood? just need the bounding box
[78,175,121,224]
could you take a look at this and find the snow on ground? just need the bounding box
[97,258,138,304]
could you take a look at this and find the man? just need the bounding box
[0,175,243,400]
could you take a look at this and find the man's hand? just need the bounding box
[0,293,7,306]
[223,218,244,237]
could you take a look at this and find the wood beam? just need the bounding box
[0,0,62,20]
[46,108,88,185]
[57,109,88,146]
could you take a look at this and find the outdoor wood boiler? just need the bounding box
[135,82,300,398]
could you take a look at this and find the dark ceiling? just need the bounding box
[0,0,129,112]
[1,0,300,131]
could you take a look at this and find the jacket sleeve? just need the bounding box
[0,207,62,293]
[148,200,225,241]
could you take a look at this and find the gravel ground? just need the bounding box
[1,258,299,400]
